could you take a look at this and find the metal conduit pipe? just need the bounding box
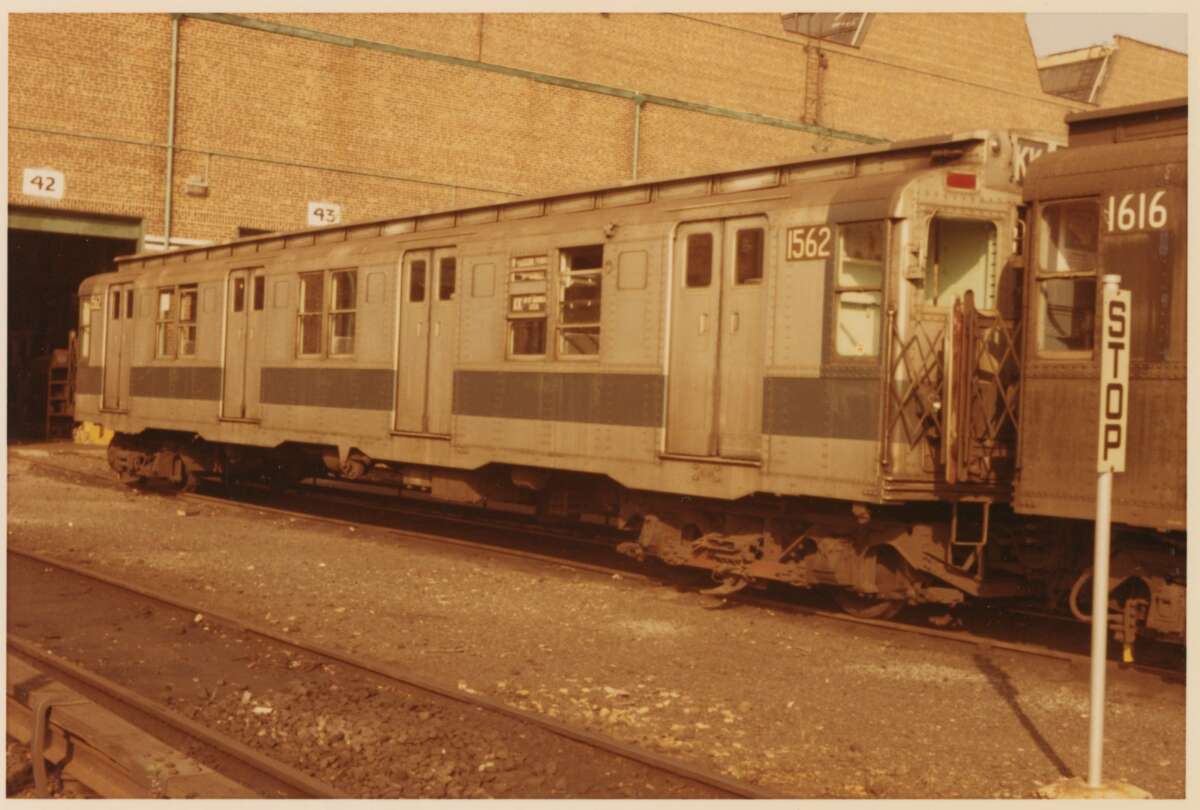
[163,14,180,251]
[631,96,645,181]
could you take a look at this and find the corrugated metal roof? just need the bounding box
[1038,57,1107,102]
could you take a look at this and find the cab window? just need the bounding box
[833,221,885,358]
[1036,200,1098,354]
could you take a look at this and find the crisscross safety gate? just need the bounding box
[885,293,1022,487]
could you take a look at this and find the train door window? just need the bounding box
[685,233,713,287]
[78,297,98,360]
[298,271,324,356]
[438,257,457,301]
[833,221,885,358]
[155,288,178,357]
[253,275,266,311]
[410,260,427,302]
[232,277,246,313]
[111,289,121,320]
[734,228,764,285]
[557,244,603,357]
[508,254,548,357]
[179,286,198,356]
[1035,200,1097,354]
[924,218,997,308]
[329,269,357,356]
[126,289,135,319]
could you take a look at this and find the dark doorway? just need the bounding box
[8,229,137,439]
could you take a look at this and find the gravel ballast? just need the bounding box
[5,444,1186,798]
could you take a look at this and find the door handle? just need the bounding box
[731,312,740,334]
[433,321,440,338]
[698,313,708,335]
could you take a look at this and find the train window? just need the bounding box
[558,244,603,357]
[685,233,713,287]
[298,271,324,356]
[438,258,457,301]
[508,255,548,357]
[329,269,357,356]
[1036,200,1098,354]
[126,289,135,319]
[233,277,246,313]
[1102,231,1175,362]
[833,221,885,358]
[734,228,764,285]
[253,276,265,311]
[410,260,427,303]
[111,289,121,320]
[179,286,198,356]
[155,288,178,358]
[78,298,97,360]
[923,219,996,308]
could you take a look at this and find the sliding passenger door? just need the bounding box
[102,282,133,410]
[666,218,767,459]
[222,268,264,419]
[666,223,722,456]
[394,248,457,437]
[425,250,458,435]
[717,216,768,459]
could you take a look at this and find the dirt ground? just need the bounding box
[4,443,1187,798]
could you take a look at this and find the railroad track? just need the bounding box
[16,452,1185,684]
[7,546,781,799]
[6,639,344,798]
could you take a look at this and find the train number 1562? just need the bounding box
[1104,190,1169,233]
[786,225,832,260]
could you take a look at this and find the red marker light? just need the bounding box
[946,172,978,190]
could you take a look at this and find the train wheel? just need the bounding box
[831,589,904,620]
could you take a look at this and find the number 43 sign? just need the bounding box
[307,201,342,227]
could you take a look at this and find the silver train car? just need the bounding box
[74,101,1184,644]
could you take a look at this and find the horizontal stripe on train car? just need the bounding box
[75,365,102,395]
[763,376,879,440]
[453,370,664,428]
[130,366,222,400]
[261,367,395,410]
[107,366,879,440]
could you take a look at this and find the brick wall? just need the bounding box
[1096,36,1189,107]
[7,12,1183,247]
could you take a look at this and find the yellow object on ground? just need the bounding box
[73,421,113,446]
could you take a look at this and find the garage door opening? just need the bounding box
[8,228,138,440]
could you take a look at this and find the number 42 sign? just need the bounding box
[23,167,65,200]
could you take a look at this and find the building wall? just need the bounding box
[1096,36,1189,107]
[7,12,1182,248]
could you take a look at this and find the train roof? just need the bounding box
[1063,96,1186,147]
[114,127,1053,272]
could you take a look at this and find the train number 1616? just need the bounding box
[1104,190,1169,233]
[786,225,832,261]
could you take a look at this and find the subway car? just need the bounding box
[74,100,1184,645]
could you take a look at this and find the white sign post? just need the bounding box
[1087,274,1130,790]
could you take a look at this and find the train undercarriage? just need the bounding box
[107,429,1185,650]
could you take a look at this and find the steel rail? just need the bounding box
[17,455,1183,682]
[7,636,346,799]
[7,547,784,800]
